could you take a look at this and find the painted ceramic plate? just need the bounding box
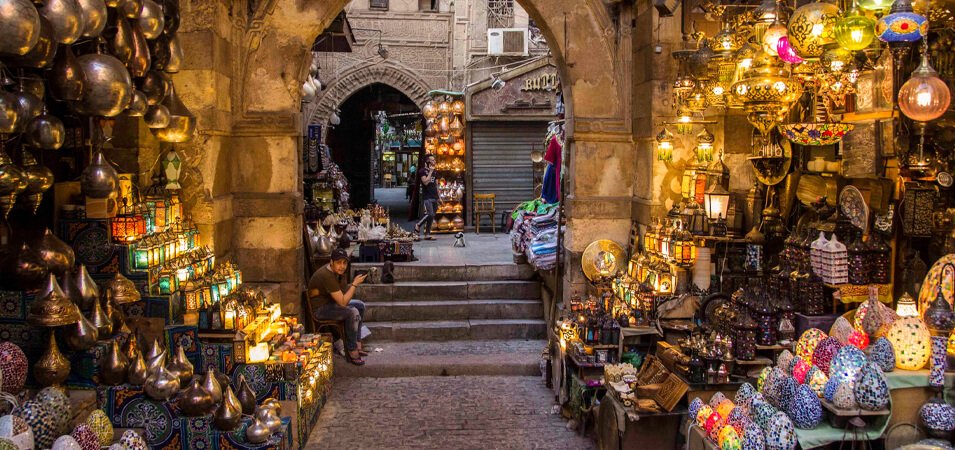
[839,185,868,232]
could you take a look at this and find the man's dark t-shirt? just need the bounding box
[308,265,346,307]
[420,167,439,200]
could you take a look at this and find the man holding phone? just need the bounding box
[308,249,369,365]
[414,154,439,240]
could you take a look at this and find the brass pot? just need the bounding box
[109,15,133,65]
[24,111,65,150]
[143,104,169,128]
[236,374,257,414]
[0,149,24,218]
[214,385,242,431]
[164,34,182,73]
[152,84,194,143]
[38,0,82,44]
[29,273,79,326]
[139,70,167,105]
[50,44,85,101]
[143,359,179,400]
[146,347,165,377]
[127,21,149,77]
[19,152,54,214]
[201,366,222,404]
[245,418,271,444]
[107,272,140,305]
[64,304,98,350]
[126,89,147,116]
[100,340,128,385]
[80,151,117,199]
[34,333,70,386]
[88,295,111,337]
[33,229,74,277]
[0,0,41,56]
[178,378,214,416]
[261,398,281,416]
[145,338,163,365]
[126,348,147,385]
[167,344,193,385]
[136,0,162,39]
[254,406,282,433]
[0,91,19,134]
[119,0,142,18]
[74,51,133,117]
[5,15,56,69]
[76,0,106,38]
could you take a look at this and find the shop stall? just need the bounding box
[421,91,467,234]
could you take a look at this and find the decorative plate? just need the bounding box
[839,185,869,232]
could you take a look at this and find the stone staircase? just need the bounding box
[338,262,548,377]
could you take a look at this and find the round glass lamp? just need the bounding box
[876,0,927,44]
[898,52,951,122]
[762,20,788,56]
[787,1,840,58]
[886,317,932,370]
[858,0,892,12]
[834,7,876,51]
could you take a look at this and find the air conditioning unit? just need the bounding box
[487,28,528,57]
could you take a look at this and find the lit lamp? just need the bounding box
[660,222,672,259]
[858,0,892,12]
[158,267,175,295]
[681,164,698,202]
[132,202,147,237]
[924,286,955,387]
[897,292,919,317]
[656,127,675,162]
[762,19,788,56]
[671,221,697,268]
[223,299,237,330]
[131,241,150,271]
[144,174,168,232]
[898,47,951,122]
[704,184,731,237]
[183,280,199,311]
[786,1,840,59]
[675,106,694,135]
[111,199,139,243]
[876,0,927,46]
[834,5,876,51]
[695,127,715,163]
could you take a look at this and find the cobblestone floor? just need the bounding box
[305,376,594,450]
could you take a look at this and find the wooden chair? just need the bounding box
[303,291,345,343]
[473,193,496,234]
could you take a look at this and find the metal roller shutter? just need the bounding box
[470,121,548,221]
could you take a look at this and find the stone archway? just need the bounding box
[306,62,432,131]
[213,0,635,312]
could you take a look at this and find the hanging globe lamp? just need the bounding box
[834,6,876,51]
[898,49,951,122]
[876,0,928,45]
[787,1,841,59]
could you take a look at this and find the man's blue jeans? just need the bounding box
[312,300,366,351]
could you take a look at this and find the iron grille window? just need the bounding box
[370,0,388,10]
[487,0,514,28]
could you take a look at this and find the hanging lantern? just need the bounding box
[712,21,743,56]
[671,220,698,267]
[876,0,927,45]
[776,36,805,64]
[449,115,464,137]
[858,0,892,12]
[835,6,876,51]
[681,164,698,201]
[110,199,138,242]
[422,101,437,119]
[675,106,695,135]
[695,127,715,163]
[787,1,840,58]
[656,127,674,162]
[451,100,465,115]
[705,184,731,222]
[762,19,789,56]
[821,47,853,74]
[897,292,919,318]
[686,84,708,113]
[898,49,951,122]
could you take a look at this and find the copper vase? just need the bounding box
[62,264,98,310]
[143,358,179,400]
[127,21,150,77]
[201,366,222,404]
[214,385,242,430]
[34,333,69,386]
[178,378,214,416]
[146,347,165,378]
[237,374,257,415]
[88,295,112,337]
[126,348,148,385]
[100,340,128,385]
[167,344,194,385]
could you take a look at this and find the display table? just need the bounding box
[596,391,685,450]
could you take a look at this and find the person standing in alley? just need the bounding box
[414,154,438,240]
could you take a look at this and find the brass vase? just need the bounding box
[6,15,57,69]
[63,304,98,350]
[123,332,138,359]
[0,0,41,56]
[79,151,117,199]
[126,348,147,385]
[245,418,271,444]
[201,366,222,404]
[49,44,85,101]
[74,264,99,309]
[109,15,133,65]
[88,295,112,337]
[34,333,69,386]
[19,153,54,215]
[100,340,128,385]
[28,273,79,327]
[167,344,193,385]
[14,243,48,290]
[143,359,179,401]
[214,385,242,431]
[236,374,257,415]
[178,378,214,416]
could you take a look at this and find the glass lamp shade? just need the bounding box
[858,0,892,12]
[886,317,932,370]
[876,0,927,44]
[821,47,853,74]
[834,8,876,51]
[898,54,951,122]
[656,128,675,162]
[695,127,715,163]
[704,184,731,220]
[897,292,919,317]
[713,22,743,56]
[762,21,788,56]
[776,37,805,64]
[787,1,840,58]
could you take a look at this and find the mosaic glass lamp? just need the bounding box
[876,0,927,44]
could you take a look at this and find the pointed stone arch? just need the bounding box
[306,62,431,130]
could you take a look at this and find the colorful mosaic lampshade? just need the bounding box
[887,317,932,370]
[876,0,927,44]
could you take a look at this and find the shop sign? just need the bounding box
[521,72,559,92]
[469,62,558,120]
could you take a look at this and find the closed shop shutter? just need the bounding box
[470,121,548,221]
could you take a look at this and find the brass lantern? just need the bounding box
[695,127,715,163]
[671,220,698,267]
[656,127,675,162]
[144,174,168,232]
[111,199,139,242]
[730,50,803,138]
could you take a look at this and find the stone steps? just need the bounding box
[334,340,546,378]
[364,299,543,322]
[351,263,535,282]
[357,280,541,302]
[366,319,547,342]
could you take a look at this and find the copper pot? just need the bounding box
[76,0,106,38]
[5,15,57,69]
[178,378,214,416]
[0,0,41,56]
[144,359,179,400]
[63,304,98,350]
[201,366,222,404]
[38,0,82,44]
[245,418,271,444]
[74,50,132,117]
[127,21,149,77]
[214,385,242,431]
[79,151,117,199]
[50,44,85,101]
[167,344,193,385]
[24,111,65,150]
[100,340,128,385]
[236,374,257,415]
[34,333,69,386]
[136,0,162,39]
[126,348,148,385]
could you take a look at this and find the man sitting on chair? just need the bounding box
[308,249,368,365]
